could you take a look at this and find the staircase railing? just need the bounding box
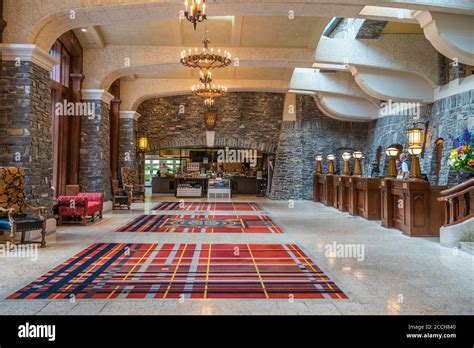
[438,178,474,226]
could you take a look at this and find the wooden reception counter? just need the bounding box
[348,177,381,220]
[313,174,447,237]
[380,179,446,237]
[313,174,334,206]
[333,175,351,212]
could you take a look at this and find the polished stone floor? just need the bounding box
[0,194,472,315]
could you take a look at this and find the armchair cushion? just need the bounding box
[86,201,102,215]
[79,192,104,211]
[57,196,88,207]
[0,216,43,232]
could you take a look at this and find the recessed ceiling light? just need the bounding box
[81,28,88,32]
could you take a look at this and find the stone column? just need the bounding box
[80,89,114,202]
[110,98,121,180]
[0,44,59,215]
[119,111,140,185]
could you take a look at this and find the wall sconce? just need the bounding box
[315,155,323,174]
[342,152,352,175]
[327,154,336,174]
[385,147,399,178]
[352,151,363,176]
[408,145,423,179]
[138,137,148,152]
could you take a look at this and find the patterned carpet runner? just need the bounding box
[152,202,262,212]
[116,214,283,234]
[8,243,347,300]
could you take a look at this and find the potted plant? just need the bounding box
[448,126,474,180]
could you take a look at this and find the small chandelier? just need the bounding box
[204,97,215,107]
[184,0,207,30]
[192,83,228,99]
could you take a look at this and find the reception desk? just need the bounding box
[380,179,446,236]
[152,177,175,194]
[313,174,334,206]
[348,177,381,220]
[333,175,351,212]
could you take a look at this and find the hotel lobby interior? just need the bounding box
[0,0,473,343]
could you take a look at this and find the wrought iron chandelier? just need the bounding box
[192,82,228,99]
[180,35,232,72]
[184,0,207,30]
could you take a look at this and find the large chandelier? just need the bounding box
[184,0,207,30]
[192,83,228,99]
[180,37,232,75]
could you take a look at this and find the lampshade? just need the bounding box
[342,152,352,161]
[138,137,148,151]
[408,145,423,156]
[315,155,323,161]
[327,154,336,161]
[353,151,364,159]
[407,127,423,147]
[385,147,399,157]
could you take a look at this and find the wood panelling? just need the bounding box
[381,179,447,237]
[348,177,381,220]
[333,175,351,212]
[51,31,84,195]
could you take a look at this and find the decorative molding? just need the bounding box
[81,89,115,104]
[0,44,59,71]
[413,11,474,66]
[119,111,141,121]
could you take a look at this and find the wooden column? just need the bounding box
[68,73,84,186]
[381,178,394,228]
[52,84,70,196]
[324,175,334,207]
[0,0,6,43]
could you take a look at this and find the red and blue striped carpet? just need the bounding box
[116,214,284,234]
[8,243,347,300]
[152,202,262,212]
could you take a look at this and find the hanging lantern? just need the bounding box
[407,126,423,147]
[138,137,148,152]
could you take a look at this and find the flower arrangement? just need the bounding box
[448,127,474,172]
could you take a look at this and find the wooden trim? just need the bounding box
[438,185,474,201]
[439,178,474,197]
[0,0,6,44]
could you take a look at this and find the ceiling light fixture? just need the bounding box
[180,31,232,74]
[184,0,207,30]
[192,83,228,99]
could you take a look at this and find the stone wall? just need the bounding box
[79,101,112,201]
[366,90,474,186]
[134,90,473,200]
[330,18,387,39]
[0,60,54,215]
[270,95,368,200]
[137,93,284,153]
[118,117,138,185]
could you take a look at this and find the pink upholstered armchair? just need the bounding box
[57,192,104,226]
